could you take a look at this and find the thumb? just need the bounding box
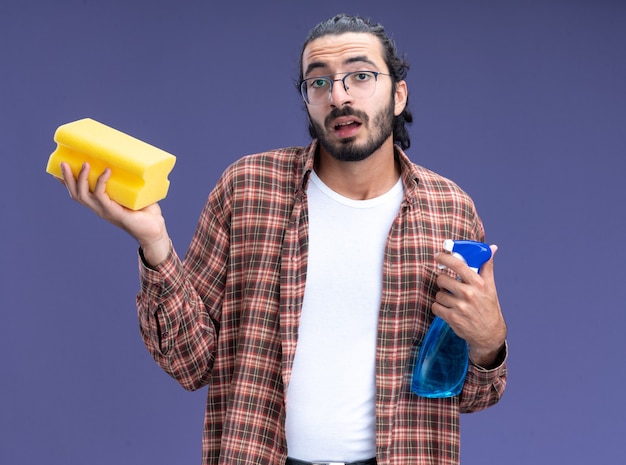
[480,244,498,280]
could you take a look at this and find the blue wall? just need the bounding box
[1,1,625,464]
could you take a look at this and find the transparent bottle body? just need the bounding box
[411,316,469,398]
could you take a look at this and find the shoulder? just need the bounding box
[413,163,471,198]
[399,152,474,206]
[203,145,313,225]
[221,145,313,187]
[414,163,478,215]
[399,153,485,240]
[208,144,315,213]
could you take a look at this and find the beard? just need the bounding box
[308,97,395,162]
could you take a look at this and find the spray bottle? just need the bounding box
[411,240,492,398]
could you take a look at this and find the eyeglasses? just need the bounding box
[299,70,391,105]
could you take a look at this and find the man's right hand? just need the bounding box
[60,161,171,266]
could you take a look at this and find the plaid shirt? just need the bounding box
[137,141,507,465]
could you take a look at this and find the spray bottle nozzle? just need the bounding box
[443,239,492,273]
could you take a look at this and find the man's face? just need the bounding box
[301,32,407,162]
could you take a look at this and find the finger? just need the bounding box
[434,251,458,272]
[436,271,459,294]
[479,244,499,284]
[435,274,475,315]
[434,287,456,309]
[431,299,469,336]
[436,251,478,285]
[75,162,92,200]
[93,167,111,197]
[60,162,78,198]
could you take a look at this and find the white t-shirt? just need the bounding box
[285,171,403,461]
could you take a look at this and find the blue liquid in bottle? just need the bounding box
[411,317,468,397]
[411,240,491,398]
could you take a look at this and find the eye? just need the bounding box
[352,71,374,82]
[309,78,330,89]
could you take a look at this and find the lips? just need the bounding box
[331,116,363,138]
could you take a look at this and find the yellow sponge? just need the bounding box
[46,118,176,210]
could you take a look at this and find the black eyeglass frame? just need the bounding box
[299,70,392,105]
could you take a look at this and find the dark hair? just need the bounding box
[297,14,413,150]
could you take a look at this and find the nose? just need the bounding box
[329,77,353,107]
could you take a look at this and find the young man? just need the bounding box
[60,14,507,465]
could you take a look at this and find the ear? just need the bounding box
[393,80,408,116]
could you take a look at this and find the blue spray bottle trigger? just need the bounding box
[411,240,492,398]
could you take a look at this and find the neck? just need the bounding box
[315,138,400,200]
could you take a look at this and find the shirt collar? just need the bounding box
[300,140,317,191]
[394,145,421,204]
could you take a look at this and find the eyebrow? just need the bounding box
[304,55,379,77]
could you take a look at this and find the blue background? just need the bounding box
[2,0,625,464]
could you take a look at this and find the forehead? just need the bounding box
[302,32,386,75]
